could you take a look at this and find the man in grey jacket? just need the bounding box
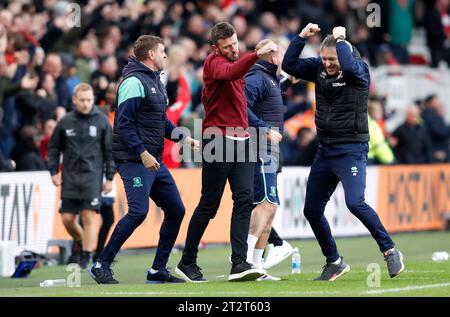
[48,83,114,269]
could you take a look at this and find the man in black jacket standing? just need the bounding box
[282,23,404,281]
[48,83,114,270]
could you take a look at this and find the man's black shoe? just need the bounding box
[228,262,265,282]
[314,258,350,281]
[89,262,119,284]
[175,262,207,283]
[146,268,186,284]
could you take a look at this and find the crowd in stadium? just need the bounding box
[1,0,450,172]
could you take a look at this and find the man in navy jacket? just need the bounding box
[244,39,296,278]
[90,35,199,284]
[282,24,404,281]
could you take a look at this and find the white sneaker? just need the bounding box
[262,240,294,270]
[256,273,281,281]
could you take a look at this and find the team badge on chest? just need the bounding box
[89,125,97,137]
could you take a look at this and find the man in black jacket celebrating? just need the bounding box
[90,35,198,285]
[282,24,404,281]
[48,83,114,270]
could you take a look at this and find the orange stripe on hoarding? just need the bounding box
[51,168,233,248]
[51,190,102,241]
[119,168,233,248]
[377,164,450,232]
[50,164,450,249]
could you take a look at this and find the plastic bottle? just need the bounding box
[40,279,66,287]
[291,247,301,274]
[431,251,449,262]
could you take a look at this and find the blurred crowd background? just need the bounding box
[1,0,450,172]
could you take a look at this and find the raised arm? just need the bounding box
[208,52,258,81]
[209,40,278,81]
[282,23,322,82]
[333,26,370,89]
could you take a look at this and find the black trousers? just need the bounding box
[181,136,255,266]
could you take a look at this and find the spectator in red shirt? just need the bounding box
[40,118,56,162]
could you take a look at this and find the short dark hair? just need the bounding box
[320,35,336,51]
[210,22,236,45]
[424,94,437,104]
[133,35,163,61]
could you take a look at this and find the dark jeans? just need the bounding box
[181,136,255,266]
[303,143,394,263]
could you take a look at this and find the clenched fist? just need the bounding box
[256,40,278,57]
[299,23,321,38]
[333,26,346,40]
[141,150,160,172]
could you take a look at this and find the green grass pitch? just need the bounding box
[1,231,449,297]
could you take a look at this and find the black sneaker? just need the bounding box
[146,268,186,284]
[384,249,404,278]
[228,262,265,282]
[175,262,207,283]
[314,258,350,281]
[89,262,119,284]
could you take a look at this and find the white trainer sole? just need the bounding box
[262,248,294,270]
[390,251,405,278]
[228,268,265,282]
[175,266,208,283]
[329,264,351,281]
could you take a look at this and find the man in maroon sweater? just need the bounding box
[176,22,277,282]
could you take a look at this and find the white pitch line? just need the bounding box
[92,290,340,296]
[403,270,446,273]
[93,284,450,296]
[362,282,450,295]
